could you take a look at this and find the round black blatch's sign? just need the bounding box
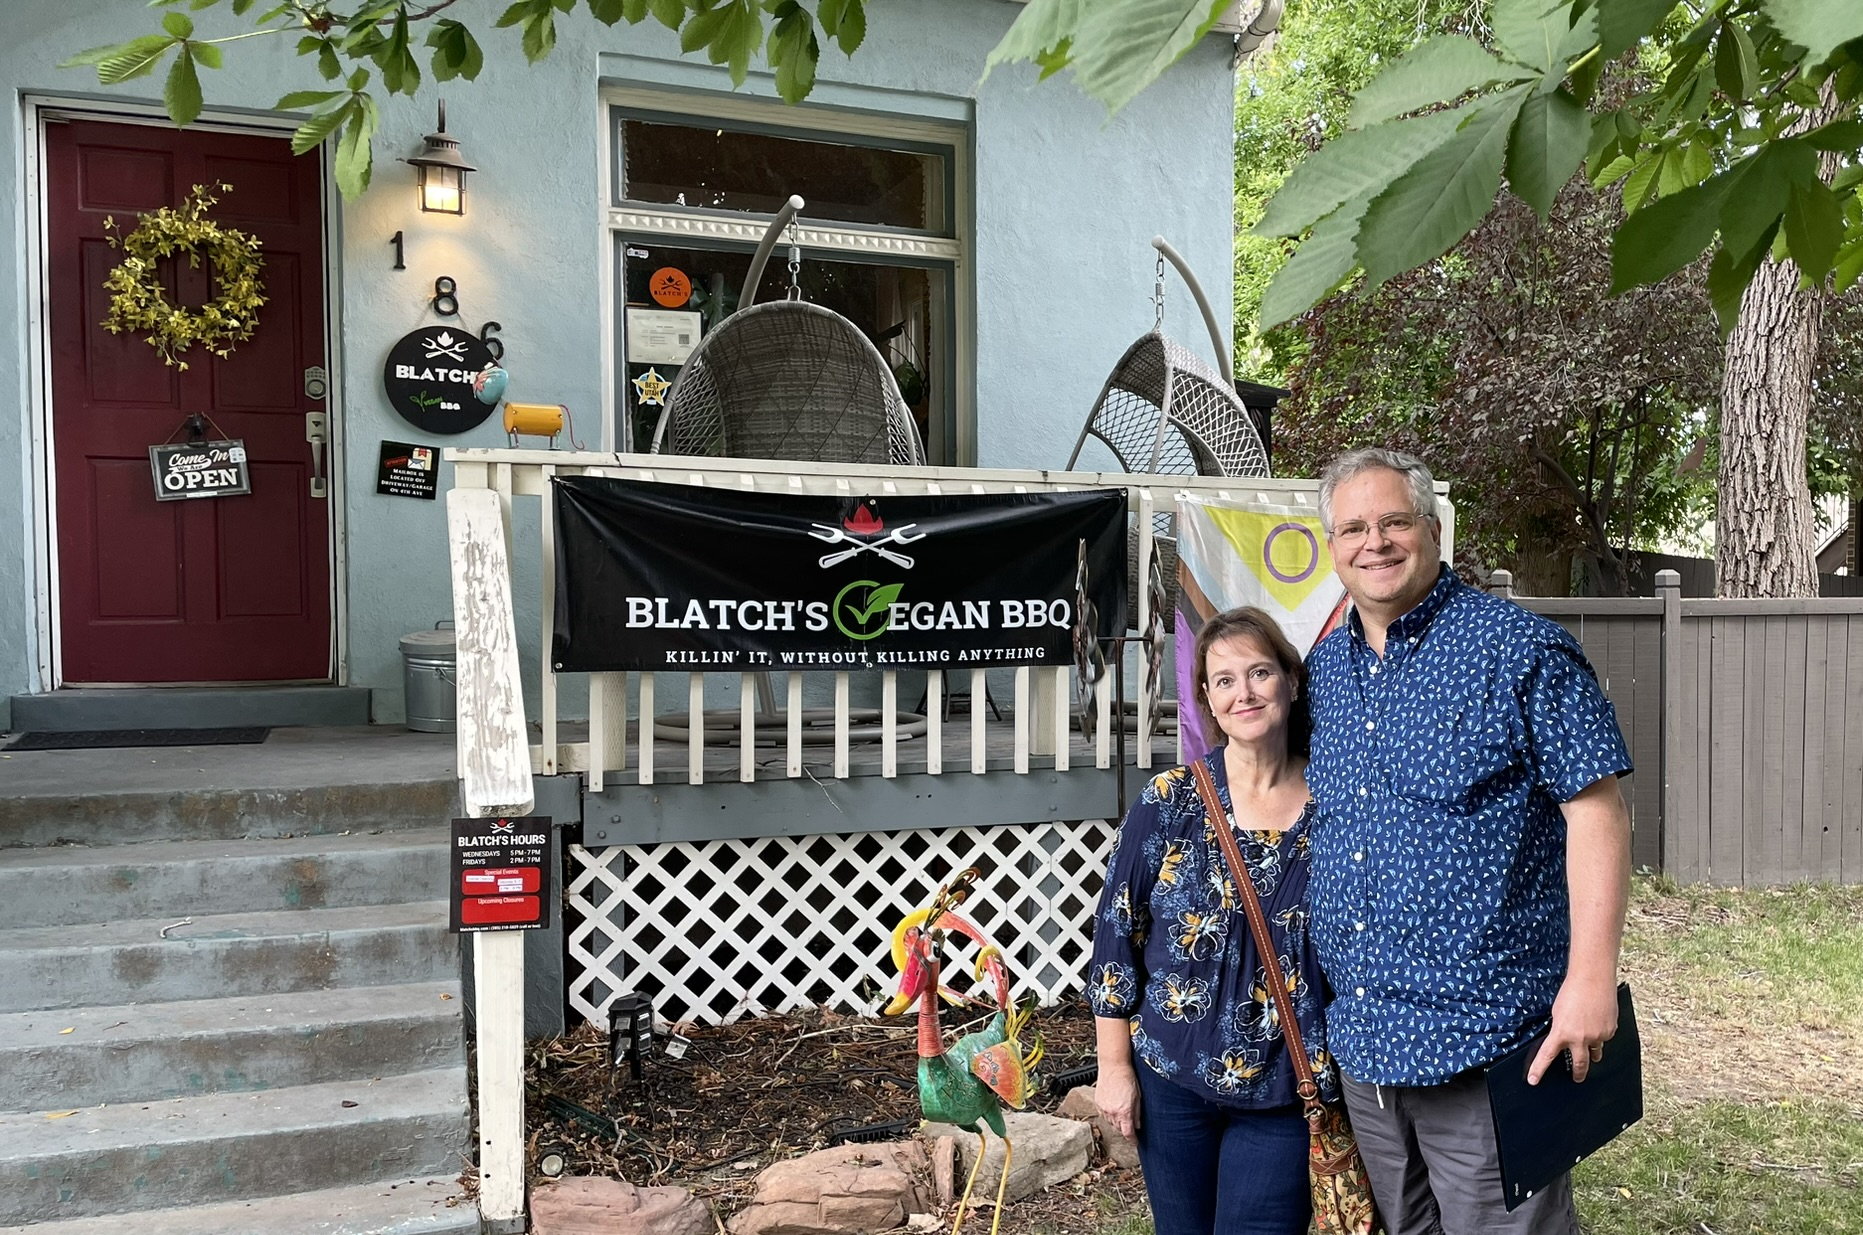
[382,326,497,434]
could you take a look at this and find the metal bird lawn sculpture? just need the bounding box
[882,868,1044,1235]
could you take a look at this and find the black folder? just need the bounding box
[1485,982,1644,1211]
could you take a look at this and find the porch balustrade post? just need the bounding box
[446,487,533,1235]
[472,930,528,1235]
[1485,569,1515,598]
[1031,666,1058,757]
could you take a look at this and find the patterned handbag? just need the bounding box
[1190,760,1381,1235]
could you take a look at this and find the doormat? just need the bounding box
[3,727,270,752]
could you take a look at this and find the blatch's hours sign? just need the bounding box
[450,816,552,933]
[551,477,1127,672]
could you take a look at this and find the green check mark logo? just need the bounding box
[833,580,903,641]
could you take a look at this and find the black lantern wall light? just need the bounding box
[405,100,475,215]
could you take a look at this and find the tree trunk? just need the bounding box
[1715,254,1823,599]
[1586,549,1628,597]
[1510,544,1574,597]
[1716,85,1839,600]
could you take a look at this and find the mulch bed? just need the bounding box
[508,996,1151,1233]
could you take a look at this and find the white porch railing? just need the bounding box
[447,448,1332,790]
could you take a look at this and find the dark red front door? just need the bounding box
[47,118,331,684]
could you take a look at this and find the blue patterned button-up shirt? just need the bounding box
[1305,566,1632,1086]
[1088,754,1337,1110]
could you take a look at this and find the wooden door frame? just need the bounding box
[21,95,350,690]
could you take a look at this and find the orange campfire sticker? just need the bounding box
[649,267,692,307]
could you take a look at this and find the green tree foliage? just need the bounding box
[993,0,1863,335]
[1240,0,1863,330]
[1232,0,1480,379]
[65,0,1257,203]
[1000,0,1863,594]
[75,2,1863,318]
[1275,180,1725,592]
[62,0,873,199]
[1811,289,1863,492]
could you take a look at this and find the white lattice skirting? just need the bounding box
[567,821,1117,1029]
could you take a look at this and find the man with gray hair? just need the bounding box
[1303,447,1634,1234]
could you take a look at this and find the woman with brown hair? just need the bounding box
[1087,607,1334,1235]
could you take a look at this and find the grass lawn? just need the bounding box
[1571,878,1863,1234]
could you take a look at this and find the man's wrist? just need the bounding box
[1561,963,1618,988]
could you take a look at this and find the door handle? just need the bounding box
[305,411,329,499]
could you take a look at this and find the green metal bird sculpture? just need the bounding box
[882,868,1044,1235]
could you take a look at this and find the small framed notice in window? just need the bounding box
[624,307,702,366]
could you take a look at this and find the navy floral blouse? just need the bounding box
[1088,752,1337,1109]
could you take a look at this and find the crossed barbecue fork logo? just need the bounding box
[424,330,470,361]
[807,505,926,569]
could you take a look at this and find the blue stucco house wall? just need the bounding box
[0,0,1237,726]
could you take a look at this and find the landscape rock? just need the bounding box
[531,1176,715,1235]
[919,1111,1092,1203]
[729,1141,934,1235]
[1056,1085,1141,1169]
[930,1135,957,1207]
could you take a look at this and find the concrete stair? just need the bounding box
[0,901,458,1012]
[8,685,372,732]
[0,779,461,849]
[0,764,475,1233]
[1,982,464,1108]
[0,1176,473,1235]
[0,1070,467,1222]
[0,829,453,926]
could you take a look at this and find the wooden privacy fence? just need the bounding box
[1503,571,1863,886]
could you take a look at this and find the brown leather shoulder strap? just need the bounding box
[1189,758,1323,1112]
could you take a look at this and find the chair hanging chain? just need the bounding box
[1152,252,1166,331]
[786,219,803,302]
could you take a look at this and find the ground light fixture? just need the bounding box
[405,99,475,215]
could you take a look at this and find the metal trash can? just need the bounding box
[400,624,457,733]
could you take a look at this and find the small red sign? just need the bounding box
[450,816,552,933]
[461,866,542,896]
[461,894,541,926]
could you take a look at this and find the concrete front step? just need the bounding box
[0,902,458,1013]
[0,1067,470,1224]
[8,686,372,732]
[0,981,464,1111]
[0,1175,477,1235]
[0,829,453,929]
[0,779,459,849]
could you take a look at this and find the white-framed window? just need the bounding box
[603,87,970,464]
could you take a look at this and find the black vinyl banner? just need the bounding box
[551,477,1127,673]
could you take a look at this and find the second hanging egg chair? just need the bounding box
[650,195,925,466]
[1067,236,1272,481]
[1066,238,1274,740]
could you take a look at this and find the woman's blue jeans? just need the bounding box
[1133,1065,1311,1235]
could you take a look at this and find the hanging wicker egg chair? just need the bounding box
[649,195,924,467]
[1067,237,1271,481]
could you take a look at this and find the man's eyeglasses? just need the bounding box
[1329,512,1427,546]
